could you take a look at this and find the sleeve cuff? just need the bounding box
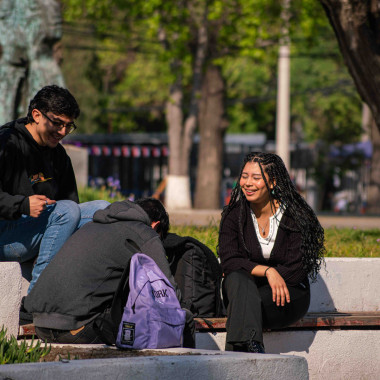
[19,197,30,216]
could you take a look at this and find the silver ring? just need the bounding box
[45,200,48,206]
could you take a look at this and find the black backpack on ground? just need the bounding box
[163,233,225,318]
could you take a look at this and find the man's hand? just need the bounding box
[28,195,56,218]
[265,267,290,306]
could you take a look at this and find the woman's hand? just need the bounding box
[265,267,290,306]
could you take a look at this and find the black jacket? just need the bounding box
[0,118,78,220]
[219,201,308,286]
[25,200,178,330]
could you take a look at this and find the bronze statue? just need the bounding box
[0,0,65,124]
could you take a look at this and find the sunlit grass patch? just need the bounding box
[324,228,380,257]
[171,224,380,258]
[170,224,219,255]
[77,186,380,258]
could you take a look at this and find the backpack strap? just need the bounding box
[93,236,144,345]
[93,261,131,345]
[110,260,131,327]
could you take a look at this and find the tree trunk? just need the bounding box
[367,118,380,214]
[320,0,380,132]
[166,79,186,176]
[194,65,227,210]
[164,17,208,210]
[165,77,192,210]
[320,0,380,212]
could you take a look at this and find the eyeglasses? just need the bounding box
[40,111,77,134]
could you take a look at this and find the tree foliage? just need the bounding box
[61,0,360,141]
[60,0,365,210]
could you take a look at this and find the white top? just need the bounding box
[250,207,285,259]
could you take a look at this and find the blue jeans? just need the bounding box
[0,200,110,292]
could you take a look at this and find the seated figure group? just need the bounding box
[0,86,325,353]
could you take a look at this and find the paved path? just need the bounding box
[169,209,380,229]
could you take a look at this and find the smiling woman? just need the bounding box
[239,161,277,234]
[218,152,325,353]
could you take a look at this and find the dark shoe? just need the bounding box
[19,296,33,326]
[247,339,265,354]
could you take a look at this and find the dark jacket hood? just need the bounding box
[1,118,40,147]
[2,118,27,134]
[93,200,151,225]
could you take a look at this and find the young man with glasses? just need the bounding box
[0,85,109,293]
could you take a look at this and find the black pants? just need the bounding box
[35,319,103,344]
[223,270,310,350]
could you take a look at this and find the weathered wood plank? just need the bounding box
[19,312,380,338]
[194,312,380,331]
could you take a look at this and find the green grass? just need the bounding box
[324,228,380,257]
[78,186,125,203]
[171,224,220,253]
[78,187,380,258]
[171,224,380,258]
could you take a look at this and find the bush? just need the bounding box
[0,327,50,364]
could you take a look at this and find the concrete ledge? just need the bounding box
[0,348,308,380]
[196,330,380,380]
[2,258,380,338]
[0,262,22,337]
[309,258,380,312]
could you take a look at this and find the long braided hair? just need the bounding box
[219,152,325,281]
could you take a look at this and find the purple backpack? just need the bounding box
[116,253,186,349]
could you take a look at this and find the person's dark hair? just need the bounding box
[219,152,325,282]
[26,85,80,123]
[135,198,170,240]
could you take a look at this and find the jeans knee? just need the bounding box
[79,200,110,218]
[92,200,110,209]
[75,200,110,229]
[51,200,81,226]
[86,200,110,211]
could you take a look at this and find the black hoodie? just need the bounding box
[0,118,78,220]
[25,200,178,330]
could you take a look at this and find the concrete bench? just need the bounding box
[0,261,32,337]
[195,258,380,380]
[0,347,309,380]
[4,258,380,379]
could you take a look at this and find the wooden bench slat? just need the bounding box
[18,312,380,339]
[194,312,380,331]
[19,323,36,337]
